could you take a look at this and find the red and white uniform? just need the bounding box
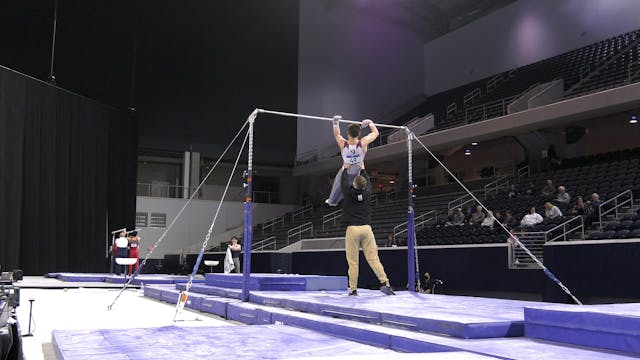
[128,237,140,275]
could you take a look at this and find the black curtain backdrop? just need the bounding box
[0,66,136,275]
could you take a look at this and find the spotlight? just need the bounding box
[471,142,478,146]
[630,115,638,124]
[389,180,395,184]
[464,149,471,156]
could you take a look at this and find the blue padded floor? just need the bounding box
[55,273,108,282]
[51,324,495,360]
[205,273,348,291]
[103,274,203,285]
[175,283,243,299]
[248,289,540,338]
[226,301,640,360]
[525,303,640,354]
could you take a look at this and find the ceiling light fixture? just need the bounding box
[464,149,471,156]
[471,142,478,146]
[630,115,638,124]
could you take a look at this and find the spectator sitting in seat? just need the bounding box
[571,196,592,216]
[469,206,485,225]
[526,182,535,196]
[555,186,571,208]
[544,202,563,219]
[445,209,455,226]
[520,207,543,228]
[541,179,555,198]
[452,208,465,226]
[386,234,397,247]
[504,210,518,229]
[507,184,518,198]
[481,211,495,229]
[494,210,503,224]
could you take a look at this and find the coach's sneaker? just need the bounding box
[348,289,358,296]
[380,283,395,296]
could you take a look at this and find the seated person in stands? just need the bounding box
[585,193,602,227]
[385,234,397,247]
[507,184,518,198]
[481,211,495,229]
[520,207,543,228]
[571,197,592,216]
[555,186,571,208]
[504,210,518,229]
[544,202,563,219]
[469,205,485,224]
[525,182,535,196]
[541,179,555,198]
[452,208,465,226]
[494,210,503,223]
[445,209,455,226]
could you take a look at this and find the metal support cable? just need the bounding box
[107,120,249,310]
[175,129,249,320]
[411,132,582,305]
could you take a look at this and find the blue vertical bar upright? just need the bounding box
[406,130,417,292]
[242,114,255,302]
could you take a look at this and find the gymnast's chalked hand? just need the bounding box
[332,115,342,126]
[361,119,373,128]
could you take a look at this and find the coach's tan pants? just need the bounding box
[345,225,389,292]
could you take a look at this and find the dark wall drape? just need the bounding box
[0,66,137,275]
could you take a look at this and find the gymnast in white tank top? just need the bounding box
[325,116,379,206]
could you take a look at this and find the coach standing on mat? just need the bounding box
[341,162,395,296]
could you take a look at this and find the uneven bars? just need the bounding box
[256,109,407,130]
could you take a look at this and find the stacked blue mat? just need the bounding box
[525,304,640,354]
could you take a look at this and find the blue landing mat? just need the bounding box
[249,290,536,339]
[175,283,243,299]
[211,301,639,359]
[103,274,203,285]
[55,273,108,282]
[525,303,640,354]
[204,273,348,291]
[53,325,496,360]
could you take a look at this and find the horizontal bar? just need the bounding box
[256,109,407,130]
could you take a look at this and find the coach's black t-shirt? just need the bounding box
[340,169,371,226]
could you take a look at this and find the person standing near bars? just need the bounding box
[128,231,141,275]
[325,116,379,206]
[340,163,394,296]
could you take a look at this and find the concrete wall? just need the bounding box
[297,0,427,156]
[135,197,297,258]
[423,0,640,95]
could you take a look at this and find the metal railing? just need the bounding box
[486,74,503,92]
[287,222,313,246]
[371,194,379,207]
[517,165,530,181]
[599,190,634,231]
[393,210,438,238]
[463,88,481,107]
[484,176,510,199]
[509,235,544,269]
[446,102,457,118]
[448,193,476,211]
[385,190,397,202]
[322,209,343,231]
[262,215,284,235]
[546,216,585,242]
[510,216,585,268]
[464,95,518,123]
[252,236,277,251]
[137,183,204,199]
[291,204,313,222]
